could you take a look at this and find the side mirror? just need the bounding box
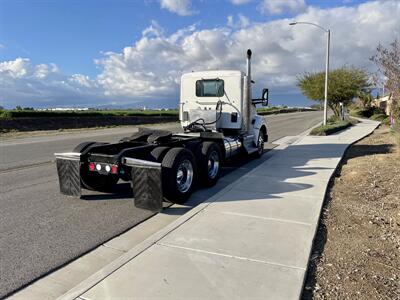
[252,88,269,106]
[262,88,269,106]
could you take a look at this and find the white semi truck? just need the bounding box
[55,49,269,211]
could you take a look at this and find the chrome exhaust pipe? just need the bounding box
[243,49,252,133]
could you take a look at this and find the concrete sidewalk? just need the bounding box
[60,119,380,300]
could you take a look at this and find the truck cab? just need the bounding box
[180,68,268,152]
[180,70,244,131]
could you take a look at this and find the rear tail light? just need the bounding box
[111,165,118,174]
[89,162,118,174]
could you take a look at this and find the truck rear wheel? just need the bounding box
[197,142,222,187]
[161,148,197,204]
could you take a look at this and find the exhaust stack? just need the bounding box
[243,49,252,133]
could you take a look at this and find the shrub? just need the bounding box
[310,120,352,136]
[382,117,390,126]
[310,104,323,110]
[370,113,387,121]
[0,109,179,118]
[327,115,342,123]
[350,107,385,118]
[349,108,366,118]
[0,110,12,119]
[382,117,391,125]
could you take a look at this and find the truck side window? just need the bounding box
[196,79,224,97]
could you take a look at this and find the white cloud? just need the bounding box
[70,74,95,88]
[34,63,59,79]
[227,14,250,28]
[160,0,195,16]
[142,20,165,38]
[0,58,29,78]
[1,0,399,108]
[95,1,399,101]
[0,58,102,107]
[259,0,306,15]
[230,0,252,5]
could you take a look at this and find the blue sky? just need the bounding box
[0,0,398,109]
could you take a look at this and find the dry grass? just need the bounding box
[303,126,400,300]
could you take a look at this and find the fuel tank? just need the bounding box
[223,136,242,158]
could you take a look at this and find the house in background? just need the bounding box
[373,95,393,116]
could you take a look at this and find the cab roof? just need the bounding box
[181,70,244,79]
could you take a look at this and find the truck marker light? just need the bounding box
[96,164,102,171]
[105,165,111,172]
[89,162,95,171]
[111,165,118,174]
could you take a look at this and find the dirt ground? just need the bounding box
[303,126,400,300]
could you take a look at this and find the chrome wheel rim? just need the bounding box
[207,151,220,179]
[176,159,194,193]
[257,134,264,154]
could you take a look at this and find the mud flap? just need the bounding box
[54,152,82,197]
[123,157,163,212]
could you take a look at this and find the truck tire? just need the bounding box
[73,141,96,153]
[148,146,170,162]
[254,129,265,158]
[197,142,222,187]
[161,148,197,204]
[185,141,202,153]
[74,142,119,192]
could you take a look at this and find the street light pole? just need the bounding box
[324,29,330,125]
[290,21,330,125]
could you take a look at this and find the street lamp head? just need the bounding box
[289,21,329,32]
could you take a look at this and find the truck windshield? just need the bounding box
[196,79,224,97]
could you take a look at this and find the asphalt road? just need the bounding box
[0,111,322,298]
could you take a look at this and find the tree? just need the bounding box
[358,89,374,108]
[297,66,370,117]
[371,39,400,120]
[310,103,323,110]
